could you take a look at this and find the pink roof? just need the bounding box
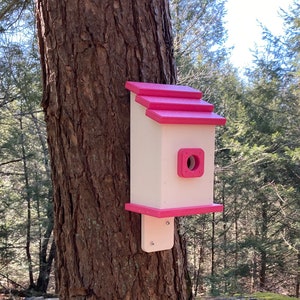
[126,81,226,125]
[125,81,202,99]
[146,110,226,125]
[136,95,214,112]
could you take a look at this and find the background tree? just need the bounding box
[0,1,54,294]
[170,0,242,296]
[208,1,300,295]
[171,0,300,297]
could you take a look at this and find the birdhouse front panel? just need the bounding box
[159,124,216,209]
[126,81,226,218]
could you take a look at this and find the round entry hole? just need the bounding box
[187,155,199,171]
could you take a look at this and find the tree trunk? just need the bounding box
[35,1,190,299]
[30,112,55,293]
[211,213,216,295]
[36,239,56,293]
[296,249,300,298]
[20,113,34,289]
[259,197,268,290]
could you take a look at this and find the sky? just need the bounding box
[224,0,293,69]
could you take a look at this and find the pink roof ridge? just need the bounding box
[125,81,202,99]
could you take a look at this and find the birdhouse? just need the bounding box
[125,81,226,252]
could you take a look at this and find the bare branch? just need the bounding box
[0,0,20,21]
[0,158,22,167]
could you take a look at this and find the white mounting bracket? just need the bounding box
[141,215,174,252]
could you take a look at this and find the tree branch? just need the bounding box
[0,0,21,21]
[0,158,23,167]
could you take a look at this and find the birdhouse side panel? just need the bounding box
[130,94,163,208]
[160,125,216,209]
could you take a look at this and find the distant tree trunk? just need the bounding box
[191,220,205,297]
[221,182,228,294]
[30,112,55,293]
[19,112,34,289]
[36,239,55,293]
[211,213,216,295]
[259,197,268,290]
[252,225,259,292]
[36,1,191,299]
[296,249,300,298]
[234,194,239,291]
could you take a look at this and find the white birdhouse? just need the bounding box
[125,81,226,252]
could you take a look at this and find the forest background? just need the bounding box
[0,0,299,298]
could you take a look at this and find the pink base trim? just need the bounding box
[125,203,223,218]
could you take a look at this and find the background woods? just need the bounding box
[0,0,54,294]
[0,0,299,298]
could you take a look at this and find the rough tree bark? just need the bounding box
[36,1,191,299]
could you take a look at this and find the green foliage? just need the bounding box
[173,0,300,298]
[215,1,299,296]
